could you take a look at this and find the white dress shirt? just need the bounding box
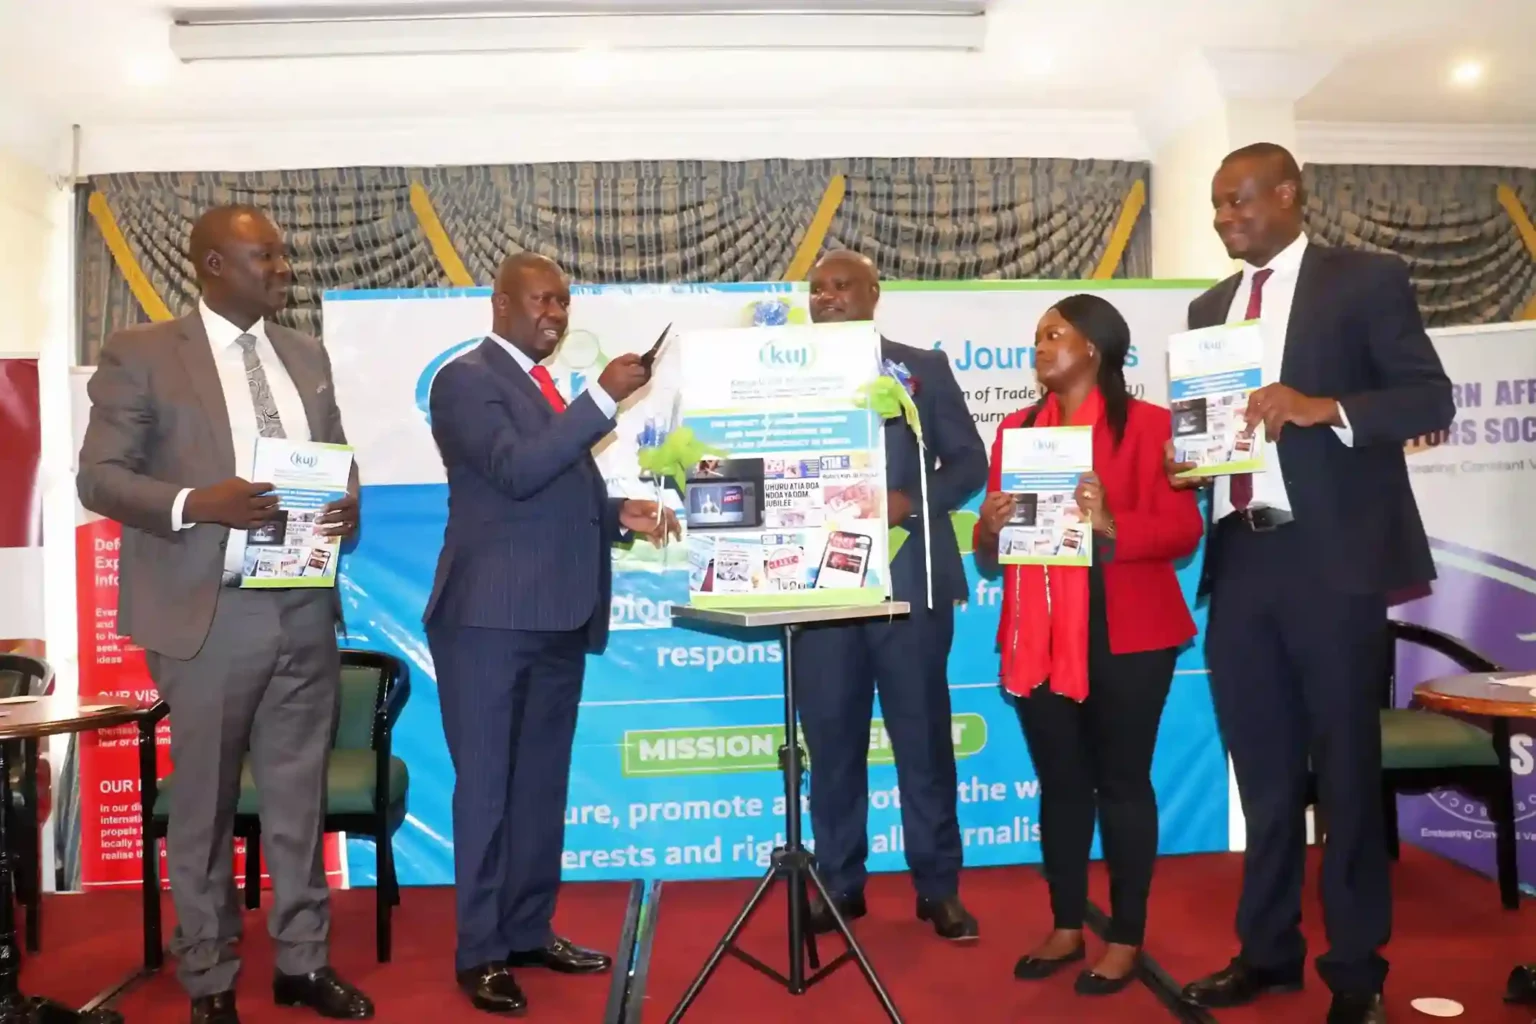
[171,300,312,578]
[1211,233,1355,519]
[485,331,617,419]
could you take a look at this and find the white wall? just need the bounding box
[0,151,58,357]
[69,112,1536,175]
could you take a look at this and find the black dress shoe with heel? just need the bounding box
[916,894,979,941]
[190,991,239,1024]
[1013,945,1085,980]
[272,967,375,1019]
[507,936,612,974]
[1181,958,1304,1008]
[807,891,868,935]
[457,962,528,1016]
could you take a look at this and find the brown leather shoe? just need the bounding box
[190,991,239,1024]
[272,966,375,1019]
[457,961,528,1016]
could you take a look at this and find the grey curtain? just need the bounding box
[1302,164,1536,327]
[78,157,1151,361]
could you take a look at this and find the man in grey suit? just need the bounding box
[77,205,373,1024]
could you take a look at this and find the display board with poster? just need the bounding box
[678,322,890,608]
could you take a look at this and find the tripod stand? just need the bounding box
[666,604,907,1024]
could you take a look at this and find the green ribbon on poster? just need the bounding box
[637,426,729,493]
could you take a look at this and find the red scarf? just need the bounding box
[999,389,1100,703]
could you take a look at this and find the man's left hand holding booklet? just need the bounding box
[241,437,356,588]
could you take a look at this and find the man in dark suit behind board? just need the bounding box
[795,250,990,941]
[1168,144,1454,1024]
[424,253,679,1017]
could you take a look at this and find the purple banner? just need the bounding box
[1393,538,1535,885]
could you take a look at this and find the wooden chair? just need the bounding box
[141,648,412,964]
[1306,620,1517,909]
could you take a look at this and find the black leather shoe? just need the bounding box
[1075,957,1142,996]
[507,936,612,975]
[1507,963,1536,1004]
[457,962,528,1016]
[807,891,867,935]
[1181,958,1304,1008]
[1327,992,1384,1024]
[916,894,979,941]
[1013,945,1085,980]
[272,967,375,1019]
[190,991,239,1024]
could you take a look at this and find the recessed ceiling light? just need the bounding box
[1450,59,1484,86]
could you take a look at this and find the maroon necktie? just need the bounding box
[1228,268,1273,512]
[528,365,568,412]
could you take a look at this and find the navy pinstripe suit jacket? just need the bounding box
[424,338,625,653]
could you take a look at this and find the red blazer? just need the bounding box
[980,398,1203,655]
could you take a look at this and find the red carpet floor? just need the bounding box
[638,865,1171,1023]
[1121,844,1535,1022]
[103,883,631,1022]
[14,889,146,1009]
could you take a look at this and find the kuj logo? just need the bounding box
[414,338,484,423]
[758,339,815,371]
[289,451,319,469]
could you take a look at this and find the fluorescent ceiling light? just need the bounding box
[169,2,989,62]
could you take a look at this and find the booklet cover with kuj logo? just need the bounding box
[676,321,891,609]
[997,426,1094,566]
[242,438,355,588]
[1168,320,1268,477]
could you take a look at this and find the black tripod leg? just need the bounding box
[804,864,903,1023]
[666,865,781,1024]
[797,873,821,970]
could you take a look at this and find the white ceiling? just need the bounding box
[1,0,1533,161]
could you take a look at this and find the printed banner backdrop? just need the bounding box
[69,369,345,891]
[1394,321,1536,884]
[0,356,43,651]
[322,280,1231,887]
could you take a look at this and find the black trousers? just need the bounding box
[1015,566,1177,946]
[1205,518,1390,997]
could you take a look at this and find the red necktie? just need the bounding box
[528,364,568,412]
[1229,268,1273,512]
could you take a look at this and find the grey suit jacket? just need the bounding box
[77,312,358,661]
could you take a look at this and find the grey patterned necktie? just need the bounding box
[235,333,287,439]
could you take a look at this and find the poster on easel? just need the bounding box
[675,322,891,609]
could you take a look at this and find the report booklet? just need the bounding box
[997,425,1093,566]
[241,438,355,589]
[1167,320,1267,477]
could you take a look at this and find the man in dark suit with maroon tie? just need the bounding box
[1168,144,1454,1024]
[424,252,679,1016]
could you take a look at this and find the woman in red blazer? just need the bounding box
[975,293,1203,996]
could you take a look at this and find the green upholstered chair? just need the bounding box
[1305,620,1516,909]
[0,654,50,955]
[141,648,412,964]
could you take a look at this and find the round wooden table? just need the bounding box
[1413,673,1536,1011]
[0,696,151,1023]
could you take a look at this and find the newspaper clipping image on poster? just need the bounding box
[241,438,355,588]
[1167,320,1266,477]
[997,425,1093,566]
[677,322,890,608]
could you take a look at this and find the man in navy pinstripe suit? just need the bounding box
[424,252,679,1016]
